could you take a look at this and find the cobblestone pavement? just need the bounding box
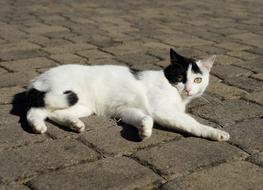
[0,0,263,189]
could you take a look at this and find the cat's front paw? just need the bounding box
[139,116,153,140]
[33,124,47,134]
[69,119,85,133]
[214,129,230,141]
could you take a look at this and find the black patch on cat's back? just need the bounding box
[129,68,141,79]
[64,90,78,106]
[27,88,46,108]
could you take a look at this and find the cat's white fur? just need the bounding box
[27,56,230,141]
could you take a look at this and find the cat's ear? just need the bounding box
[200,55,216,72]
[170,48,183,64]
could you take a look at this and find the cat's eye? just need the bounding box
[177,75,183,82]
[194,77,202,83]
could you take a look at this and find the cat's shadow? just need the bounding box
[117,121,143,142]
[10,91,34,133]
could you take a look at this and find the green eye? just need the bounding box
[194,77,202,83]
[177,75,183,82]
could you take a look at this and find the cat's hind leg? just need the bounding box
[47,105,92,133]
[118,107,153,140]
[27,108,48,133]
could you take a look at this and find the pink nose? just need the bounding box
[184,89,191,95]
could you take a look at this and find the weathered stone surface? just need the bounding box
[234,58,263,73]
[77,49,113,62]
[215,42,251,51]
[134,138,247,179]
[0,57,57,72]
[28,157,163,190]
[80,125,180,156]
[251,73,263,81]
[0,184,30,190]
[224,76,263,92]
[244,91,263,105]
[161,161,263,190]
[50,53,84,64]
[0,139,99,183]
[226,119,263,154]
[214,55,241,65]
[43,43,96,54]
[211,64,252,79]
[227,51,260,60]
[0,86,25,104]
[116,53,160,66]
[193,99,263,127]
[248,152,263,167]
[0,71,38,88]
[206,81,247,100]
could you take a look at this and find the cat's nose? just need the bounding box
[184,89,191,96]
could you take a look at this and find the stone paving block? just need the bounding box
[192,99,263,127]
[229,33,263,48]
[43,43,96,55]
[0,104,21,126]
[79,125,180,156]
[211,64,252,79]
[251,73,263,81]
[77,49,113,62]
[0,57,57,72]
[50,53,84,64]
[28,157,163,190]
[248,47,263,56]
[0,42,40,53]
[0,122,47,150]
[227,51,260,60]
[244,91,263,105]
[0,139,99,183]
[26,25,69,34]
[248,152,263,167]
[0,184,30,190]
[194,45,227,54]
[0,86,25,104]
[0,49,48,61]
[215,54,241,65]
[206,81,247,100]
[233,58,263,73]
[134,138,247,179]
[215,42,251,51]
[116,53,160,66]
[161,161,263,190]
[224,76,263,92]
[226,119,263,154]
[89,57,123,65]
[103,41,146,55]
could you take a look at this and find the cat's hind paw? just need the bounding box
[215,129,230,141]
[69,119,85,133]
[139,116,153,140]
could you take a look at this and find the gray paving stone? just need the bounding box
[0,57,57,72]
[116,53,160,66]
[0,86,25,104]
[79,125,180,156]
[134,138,247,179]
[43,43,96,55]
[226,119,263,154]
[248,152,263,167]
[0,184,30,190]
[233,58,263,73]
[224,76,263,92]
[211,64,252,79]
[0,139,99,183]
[244,91,263,105]
[161,161,263,190]
[28,157,163,190]
[206,81,247,100]
[193,99,263,127]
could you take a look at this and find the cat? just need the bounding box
[26,48,230,141]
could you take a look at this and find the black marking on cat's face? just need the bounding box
[64,90,78,106]
[164,49,202,84]
[27,88,46,108]
[129,68,141,80]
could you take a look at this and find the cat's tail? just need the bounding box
[27,88,79,110]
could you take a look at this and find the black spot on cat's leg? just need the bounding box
[64,90,78,106]
[129,68,141,80]
[27,88,46,108]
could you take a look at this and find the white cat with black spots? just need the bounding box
[26,48,230,141]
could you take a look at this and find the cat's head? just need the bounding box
[164,48,215,99]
